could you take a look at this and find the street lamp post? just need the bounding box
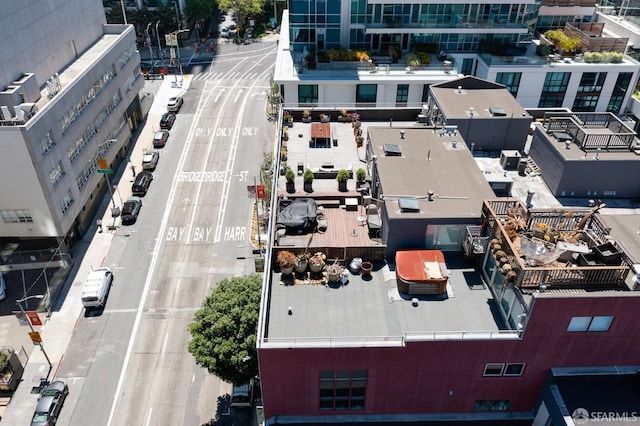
[146,23,154,74]
[16,295,53,378]
[120,0,128,25]
[155,21,163,66]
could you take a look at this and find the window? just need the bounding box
[539,72,570,108]
[1,209,33,223]
[298,85,318,104]
[504,363,525,376]
[356,84,377,105]
[567,316,613,332]
[496,72,521,97]
[483,363,504,376]
[422,84,431,103]
[473,400,511,411]
[38,131,56,156]
[320,370,366,410]
[396,84,409,105]
[49,161,66,187]
[60,189,75,215]
[607,73,632,114]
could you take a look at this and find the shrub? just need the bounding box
[303,169,314,184]
[336,169,350,183]
[277,250,296,268]
[356,168,366,182]
[285,168,295,183]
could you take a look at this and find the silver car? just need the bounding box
[31,380,69,426]
[142,151,160,170]
[167,96,183,113]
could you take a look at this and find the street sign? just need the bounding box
[98,158,108,169]
[26,311,42,326]
[98,169,113,174]
[28,331,42,343]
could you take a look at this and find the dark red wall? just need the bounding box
[258,294,640,420]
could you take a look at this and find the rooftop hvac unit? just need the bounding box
[500,150,521,170]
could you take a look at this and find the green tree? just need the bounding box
[218,0,268,30]
[188,274,262,385]
[184,0,216,22]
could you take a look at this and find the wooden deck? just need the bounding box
[274,192,384,259]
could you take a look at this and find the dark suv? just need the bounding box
[131,171,153,196]
[160,112,176,129]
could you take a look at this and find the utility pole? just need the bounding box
[146,23,154,74]
[16,295,53,379]
[155,21,163,66]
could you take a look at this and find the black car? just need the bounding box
[31,380,69,426]
[153,130,169,148]
[131,171,153,196]
[160,112,176,129]
[121,196,143,224]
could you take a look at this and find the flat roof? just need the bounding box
[368,127,496,221]
[264,254,508,344]
[430,85,527,120]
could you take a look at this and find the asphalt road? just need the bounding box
[55,40,277,426]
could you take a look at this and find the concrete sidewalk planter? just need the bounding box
[0,349,24,392]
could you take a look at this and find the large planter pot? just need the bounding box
[286,182,295,193]
[281,265,294,276]
[304,183,313,193]
[338,181,348,192]
[295,261,308,273]
[309,263,324,273]
[361,261,373,276]
[302,117,311,123]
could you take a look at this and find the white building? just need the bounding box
[276,1,639,114]
[0,0,144,244]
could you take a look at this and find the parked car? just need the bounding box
[167,96,183,113]
[160,112,176,129]
[153,130,169,148]
[220,27,230,38]
[81,268,113,309]
[121,196,143,224]
[230,379,255,408]
[131,171,153,196]
[31,380,68,426]
[142,151,160,170]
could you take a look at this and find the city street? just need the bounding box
[53,37,277,425]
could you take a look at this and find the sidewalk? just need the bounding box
[0,75,191,425]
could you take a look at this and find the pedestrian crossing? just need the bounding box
[192,71,262,81]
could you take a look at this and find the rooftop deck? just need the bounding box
[264,254,509,345]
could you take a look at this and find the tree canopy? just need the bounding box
[184,0,217,21]
[218,0,268,29]
[188,274,262,385]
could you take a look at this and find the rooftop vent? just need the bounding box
[399,197,420,213]
[383,143,402,156]
[489,107,507,117]
[467,107,478,117]
[456,85,464,94]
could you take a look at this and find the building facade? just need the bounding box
[276,1,639,113]
[0,0,144,244]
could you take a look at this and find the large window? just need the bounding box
[396,84,409,105]
[573,72,606,112]
[1,209,33,223]
[567,316,614,332]
[356,84,377,105]
[607,72,632,114]
[320,370,367,410]
[422,84,431,103]
[496,72,521,97]
[298,85,319,104]
[539,72,570,107]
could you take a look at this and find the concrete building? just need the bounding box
[276,2,640,115]
[0,0,144,247]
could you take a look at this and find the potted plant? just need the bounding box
[309,252,326,273]
[356,168,366,189]
[326,261,343,282]
[282,127,289,141]
[303,169,314,192]
[295,252,309,273]
[356,135,364,148]
[338,109,351,122]
[285,168,296,193]
[277,250,296,275]
[302,109,311,123]
[336,169,350,192]
[283,111,293,127]
[361,261,373,276]
[320,113,330,123]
